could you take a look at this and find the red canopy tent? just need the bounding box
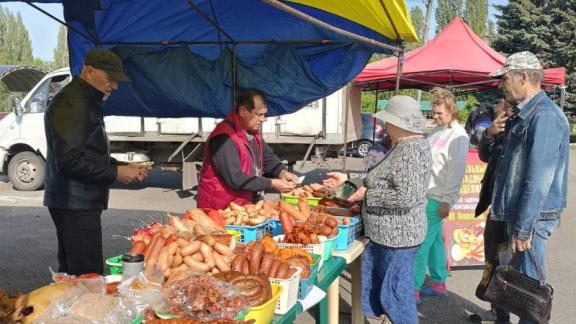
[353,18,566,92]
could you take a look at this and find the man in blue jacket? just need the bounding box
[489,51,569,323]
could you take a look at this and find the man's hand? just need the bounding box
[438,202,451,219]
[279,170,299,183]
[487,111,508,137]
[347,186,367,202]
[322,172,348,189]
[511,235,532,253]
[116,165,146,184]
[271,179,297,193]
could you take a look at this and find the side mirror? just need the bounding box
[11,97,22,115]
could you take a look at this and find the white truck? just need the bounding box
[0,67,364,191]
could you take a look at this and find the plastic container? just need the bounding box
[297,254,320,300]
[281,194,322,206]
[105,255,123,275]
[269,267,301,314]
[274,235,327,269]
[244,284,282,324]
[226,229,242,243]
[334,217,360,251]
[226,220,270,243]
[267,219,283,237]
[322,235,337,262]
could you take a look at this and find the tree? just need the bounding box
[435,0,464,33]
[464,0,488,36]
[0,9,33,64]
[410,6,425,42]
[492,0,576,123]
[52,25,68,69]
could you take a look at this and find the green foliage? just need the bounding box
[464,0,488,36]
[410,6,425,41]
[0,8,33,64]
[492,0,576,123]
[457,95,478,123]
[570,133,576,143]
[435,0,464,33]
[51,25,68,70]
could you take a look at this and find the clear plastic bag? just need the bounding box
[162,271,247,320]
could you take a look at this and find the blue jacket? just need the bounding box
[491,90,569,240]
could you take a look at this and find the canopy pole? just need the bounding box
[560,85,566,111]
[379,0,402,41]
[186,0,235,42]
[372,90,379,142]
[261,0,402,52]
[394,49,404,94]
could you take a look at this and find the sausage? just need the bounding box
[268,258,281,278]
[129,240,146,254]
[286,267,298,278]
[342,217,351,225]
[259,252,275,274]
[143,233,160,259]
[172,251,183,267]
[146,236,166,265]
[203,234,216,247]
[157,248,169,272]
[298,196,311,219]
[200,242,215,269]
[249,243,265,274]
[214,253,231,272]
[329,226,339,238]
[213,242,233,257]
[176,238,190,248]
[279,211,294,234]
[279,201,307,222]
[276,262,290,279]
[183,256,211,272]
[324,216,338,228]
[231,254,245,272]
[309,233,319,244]
[180,240,201,256]
[167,241,179,256]
[248,216,268,226]
[241,257,250,275]
[191,252,204,262]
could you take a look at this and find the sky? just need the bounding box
[2,1,508,62]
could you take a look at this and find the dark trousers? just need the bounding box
[49,208,104,275]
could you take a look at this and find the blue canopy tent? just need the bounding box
[2,0,418,118]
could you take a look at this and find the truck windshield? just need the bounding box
[23,74,71,113]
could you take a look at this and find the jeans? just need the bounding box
[362,241,419,324]
[502,218,559,324]
[49,208,104,275]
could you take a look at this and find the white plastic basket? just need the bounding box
[269,266,301,315]
[273,235,327,269]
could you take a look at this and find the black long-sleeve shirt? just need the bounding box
[209,134,286,195]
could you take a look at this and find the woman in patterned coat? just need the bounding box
[324,95,432,323]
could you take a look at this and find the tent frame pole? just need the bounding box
[261,0,402,52]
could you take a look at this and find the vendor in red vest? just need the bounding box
[197,88,299,209]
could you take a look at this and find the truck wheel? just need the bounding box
[356,140,372,157]
[7,151,45,191]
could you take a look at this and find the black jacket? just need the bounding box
[475,129,506,217]
[43,77,118,210]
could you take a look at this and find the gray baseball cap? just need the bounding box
[374,95,425,134]
[84,48,130,82]
[490,51,543,78]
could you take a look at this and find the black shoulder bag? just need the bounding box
[483,249,553,324]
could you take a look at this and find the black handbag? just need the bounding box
[483,249,553,324]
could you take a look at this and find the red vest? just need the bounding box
[197,112,264,209]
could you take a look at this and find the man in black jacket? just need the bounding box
[44,48,145,275]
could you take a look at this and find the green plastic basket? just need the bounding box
[281,194,322,206]
[105,255,123,275]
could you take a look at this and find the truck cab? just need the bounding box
[0,67,71,191]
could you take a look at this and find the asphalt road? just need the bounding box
[1,152,575,323]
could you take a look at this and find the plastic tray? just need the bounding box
[267,219,283,237]
[105,255,123,275]
[322,235,337,262]
[226,220,270,243]
[281,194,322,206]
[334,216,360,251]
[244,284,282,324]
[274,235,328,269]
[298,254,320,300]
[269,267,301,315]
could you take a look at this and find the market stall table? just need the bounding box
[272,256,347,324]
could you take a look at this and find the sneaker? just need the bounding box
[414,290,422,305]
[420,282,447,296]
